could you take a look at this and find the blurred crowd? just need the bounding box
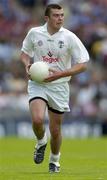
[0,0,107,127]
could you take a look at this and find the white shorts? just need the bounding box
[28,80,70,113]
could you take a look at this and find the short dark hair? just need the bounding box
[45,4,62,16]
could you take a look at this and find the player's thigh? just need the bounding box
[47,82,70,112]
[29,99,47,123]
[28,80,47,101]
[48,110,63,133]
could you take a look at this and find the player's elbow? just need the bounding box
[20,51,26,59]
[82,62,88,72]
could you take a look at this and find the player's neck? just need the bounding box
[47,25,60,35]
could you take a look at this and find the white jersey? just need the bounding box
[21,23,89,83]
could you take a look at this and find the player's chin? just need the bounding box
[56,23,62,29]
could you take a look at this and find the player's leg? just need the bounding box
[48,110,64,172]
[29,98,46,139]
[29,98,48,164]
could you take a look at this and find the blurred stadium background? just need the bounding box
[0,0,107,138]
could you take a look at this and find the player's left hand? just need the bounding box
[44,69,63,82]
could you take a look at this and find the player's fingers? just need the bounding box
[49,68,57,73]
[28,64,32,70]
[27,73,32,80]
[26,64,32,75]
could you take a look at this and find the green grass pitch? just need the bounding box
[0,137,107,180]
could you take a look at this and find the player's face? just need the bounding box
[46,8,64,31]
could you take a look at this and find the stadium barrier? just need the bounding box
[0,109,106,138]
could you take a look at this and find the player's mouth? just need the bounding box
[57,22,63,25]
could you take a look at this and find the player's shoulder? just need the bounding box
[28,25,43,34]
[62,27,78,39]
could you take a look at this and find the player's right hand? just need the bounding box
[25,64,32,80]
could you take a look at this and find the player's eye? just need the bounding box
[60,14,64,17]
[53,14,64,18]
[53,14,59,18]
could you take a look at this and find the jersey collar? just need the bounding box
[42,23,64,33]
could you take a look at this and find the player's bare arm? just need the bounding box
[20,51,32,77]
[44,62,87,82]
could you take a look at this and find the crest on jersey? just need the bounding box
[48,51,53,57]
[58,41,64,48]
[38,40,43,46]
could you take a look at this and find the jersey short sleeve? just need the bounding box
[21,29,34,57]
[69,33,89,63]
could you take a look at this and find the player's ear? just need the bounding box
[44,16,49,22]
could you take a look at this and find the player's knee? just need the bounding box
[32,115,43,127]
